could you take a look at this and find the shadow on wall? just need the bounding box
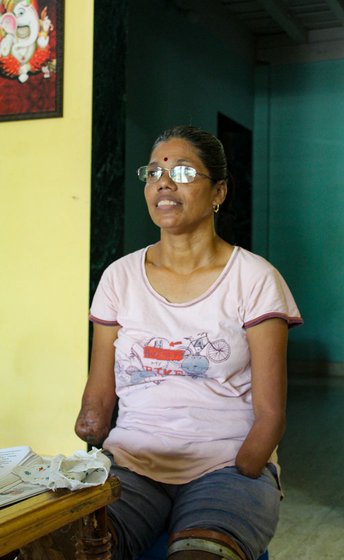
[287,340,344,379]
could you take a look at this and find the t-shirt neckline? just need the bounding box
[141,245,239,307]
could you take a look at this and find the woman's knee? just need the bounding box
[168,528,247,560]
[168,552,224,559]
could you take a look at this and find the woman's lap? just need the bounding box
[107,459,281,560]
[107,464,172,558]
[169,465,281,559]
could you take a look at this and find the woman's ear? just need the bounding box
[214,180,228,206]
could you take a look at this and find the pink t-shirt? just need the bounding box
[90,246,302,484]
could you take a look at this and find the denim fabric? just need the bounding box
[106,459,281,560]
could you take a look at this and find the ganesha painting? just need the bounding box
[0,0,55,83]
[0,0,62,121]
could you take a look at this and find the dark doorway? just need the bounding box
[217,113,252,250]
[90,0,128,301]
[88,0,127,369]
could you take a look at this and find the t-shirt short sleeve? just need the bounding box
[242,265,303,329]
[89,266,119,326]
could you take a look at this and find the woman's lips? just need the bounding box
[157,199,179,208]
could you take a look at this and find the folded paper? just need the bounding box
[13,447,111,491]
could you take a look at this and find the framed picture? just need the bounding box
[0,0,64,122]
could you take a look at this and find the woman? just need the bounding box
[75,125,303,560]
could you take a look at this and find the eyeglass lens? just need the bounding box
[137,165,197,184]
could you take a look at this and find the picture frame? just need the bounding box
[0,0,64,122]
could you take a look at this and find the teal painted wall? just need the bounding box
[254,61,344,364]
[124,0,254,253]
[124,1,343,365]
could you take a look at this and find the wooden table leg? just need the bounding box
[19,508,115,560]
[75,506,113,559]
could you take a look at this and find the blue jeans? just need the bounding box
[106,459,281,560]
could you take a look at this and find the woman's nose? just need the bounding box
[157,169,177,190]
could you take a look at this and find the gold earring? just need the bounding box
[213,203,220,213]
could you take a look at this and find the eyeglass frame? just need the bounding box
[137,165,216,184]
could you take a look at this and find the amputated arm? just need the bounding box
[235,318,288,478]
[75,323,120,446]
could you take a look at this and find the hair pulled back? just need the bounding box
[152,125,228,183]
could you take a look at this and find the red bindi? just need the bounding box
[164,157,168,161]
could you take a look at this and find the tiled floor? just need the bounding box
[269,375,344,559]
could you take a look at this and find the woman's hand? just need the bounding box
[235,318,288,478]
[75,323,120,445]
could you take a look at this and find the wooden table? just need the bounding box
[0,476,120,559]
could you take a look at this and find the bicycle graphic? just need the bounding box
[181,332,230,363]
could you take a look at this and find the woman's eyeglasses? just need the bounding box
[137,165,213,184]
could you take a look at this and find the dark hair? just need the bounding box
[151,125,228,183]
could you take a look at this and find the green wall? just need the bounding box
[254,60,344,364]
[124,1,344,367]
[124,0,254,253]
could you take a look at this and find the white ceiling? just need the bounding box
[171,0,344,63]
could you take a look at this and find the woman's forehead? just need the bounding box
[150,138,201,163]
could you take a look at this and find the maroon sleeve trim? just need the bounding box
[89,314,119,326]
[244,312,304,329]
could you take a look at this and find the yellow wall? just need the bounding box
[0,2,93,455]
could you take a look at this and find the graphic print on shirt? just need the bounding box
[116,332,231,387]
